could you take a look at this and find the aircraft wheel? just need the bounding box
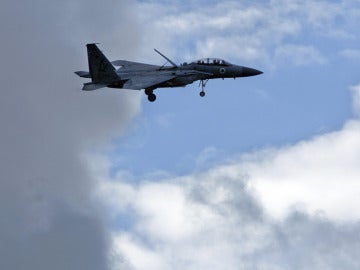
[148,93,156,102]
[145,88,153,95]
[200,91,205,97]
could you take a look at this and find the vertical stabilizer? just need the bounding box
[86,44,119,83]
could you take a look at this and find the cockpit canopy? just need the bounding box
[191,58,231,66]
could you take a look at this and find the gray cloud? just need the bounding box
[104,172,360,270]
[269,212,360,269]
[0,0,140,269]
[188,176,360,270]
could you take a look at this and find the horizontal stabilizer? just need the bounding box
[82,82,107,91]
[74,71,91,78]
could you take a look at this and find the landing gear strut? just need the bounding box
[199,79,209,97]
[145,88,156,102]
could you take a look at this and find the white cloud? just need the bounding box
[352,84,360,117]
[134,0,360,66]
[275,44,327,66]
[113,234,168,270]
[92,83,360,270]
[340,49,360,60]
[100,168,360,270]
[246,121,360,220]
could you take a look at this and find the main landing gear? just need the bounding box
[145,88,156,102]
[199,79,209,97]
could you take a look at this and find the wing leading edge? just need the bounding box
[111,60,160,71]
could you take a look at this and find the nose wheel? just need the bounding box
[145,88,157,102]
[198,79,209,97]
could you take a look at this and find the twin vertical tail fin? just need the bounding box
[79,44,119,90]
[87,43,119,83]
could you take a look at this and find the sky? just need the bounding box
[1,0,360,270]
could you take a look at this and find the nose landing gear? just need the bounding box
[199,79,209,97]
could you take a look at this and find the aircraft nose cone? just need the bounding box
[242,67,263,77]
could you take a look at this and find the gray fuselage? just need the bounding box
[116,61,262,90]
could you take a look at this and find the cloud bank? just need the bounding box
[98,84,360,269]
[0,0,140,269]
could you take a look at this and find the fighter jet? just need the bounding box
[75,44,263,102]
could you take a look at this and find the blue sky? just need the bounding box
[109,0,359,177]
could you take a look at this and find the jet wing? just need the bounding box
[111,60,161,71]
[123,73,176,90]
